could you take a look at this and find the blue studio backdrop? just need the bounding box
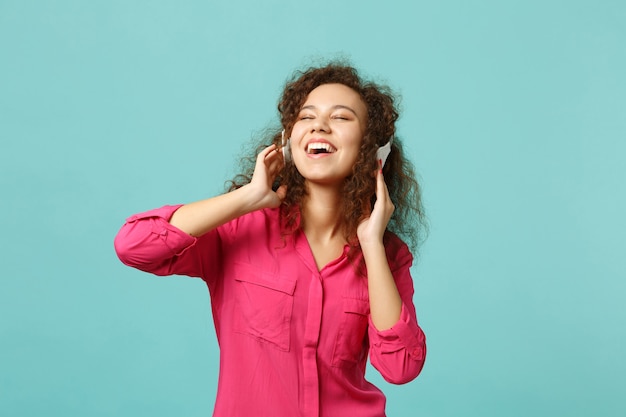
[1,1,625,416]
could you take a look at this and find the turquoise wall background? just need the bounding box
[1,1,624,416]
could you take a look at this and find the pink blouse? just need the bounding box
[114,205,426,417]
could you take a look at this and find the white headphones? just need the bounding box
[281,129,392,167]
[376,136,394,168]
[281,129,291,162]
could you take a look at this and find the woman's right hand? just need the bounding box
[247,144,288,209]
[169,144,287,237]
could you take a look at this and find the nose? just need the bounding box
[311,116,330,133]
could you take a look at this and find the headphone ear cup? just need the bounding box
[283,138,291,162]
[281,130,291,162]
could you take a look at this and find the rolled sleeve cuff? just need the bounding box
[369,303,425,361]
[116,205,198,270]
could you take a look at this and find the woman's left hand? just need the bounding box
[357,165,394,248]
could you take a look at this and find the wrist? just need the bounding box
[360,240,386,258]
[237,184,262,211]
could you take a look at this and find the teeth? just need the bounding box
[307,142,335,154]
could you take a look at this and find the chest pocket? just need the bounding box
[332,297,370,368]
[233,262,296,352]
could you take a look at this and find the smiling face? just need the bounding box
[289,83,368,186]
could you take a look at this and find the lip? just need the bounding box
[304,138,337,157]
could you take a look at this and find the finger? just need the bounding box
[267,147,286,173]
[258,144,278,162]
[275,185,288,201]
[375,168,390,201]
[374,169,394,220]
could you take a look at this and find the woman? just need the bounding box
[114,63,427,417]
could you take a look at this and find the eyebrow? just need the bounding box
[299,104,360,117]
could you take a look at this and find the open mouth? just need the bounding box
[306,142,336,154]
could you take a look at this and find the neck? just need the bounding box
[301,182,344,243]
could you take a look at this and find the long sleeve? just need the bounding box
[367,237,427,384]
[114,206,425,415]
[113,205,213,278]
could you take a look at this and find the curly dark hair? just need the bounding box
[228,62,427,253]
